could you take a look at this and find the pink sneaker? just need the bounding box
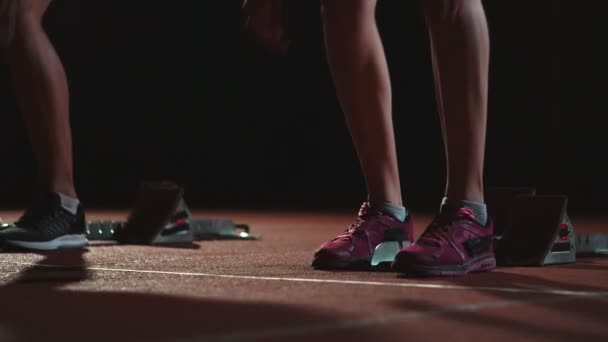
[392,208,495,276]
[312,202,414,269]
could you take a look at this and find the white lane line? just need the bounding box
[170,296,575,342]
[2,261,608,298]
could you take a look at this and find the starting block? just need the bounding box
[486,187,537,237]
[370,241,411,267]
[491,192,575,266]
[85,182,259,245]
[189,218,258,240]
[575,233,608,256]
[370,228,412,267]
[487,186,608,266]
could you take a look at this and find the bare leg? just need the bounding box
[7,0,76,197]
[423,0,490,204]
[321,0,402,206]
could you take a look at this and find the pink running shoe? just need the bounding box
[392,208,495,276]
[312,202,414,269]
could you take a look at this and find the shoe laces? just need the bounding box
[333,203,374,242]
[419,208,476,247]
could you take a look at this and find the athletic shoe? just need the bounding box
[312,202,414,269]
[392,207,495,276]
[0,193,88,250]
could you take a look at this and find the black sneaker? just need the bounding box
[0,193,88,250]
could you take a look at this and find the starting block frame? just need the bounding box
[575,232,608,256]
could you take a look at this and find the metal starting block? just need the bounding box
[86,182,193,245]
[189,218,259,240]
[370,228,412,267]
[370,241,411,267]
[487,187,608,266]
[85,182,259,245]
[575,233,608,256]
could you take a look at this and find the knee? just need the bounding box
[320,0,377,24]
[422,0,484,23]
[0,0,46,47]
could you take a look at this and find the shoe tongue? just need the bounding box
[418,208,476,246]
[452,207,476,220]
[440,207,476,221]
[17,192,63,225]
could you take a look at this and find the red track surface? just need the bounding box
[1,210,607,342]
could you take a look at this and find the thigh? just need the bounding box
[16,0,52,20]
[0,0,51,51]
[0,0,18,44]
[320,0,377,18]
[422,0,483,19]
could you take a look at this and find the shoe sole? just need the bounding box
[313,239,412,270]
[311,248,373,270]
[394,254,496,277]
[311,255,371,270]
[6,234,88,251]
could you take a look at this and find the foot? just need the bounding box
[312,202,414,269]
[392,208,495,277]
[0,193,88,250]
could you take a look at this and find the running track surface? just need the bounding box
[1,210,607,342]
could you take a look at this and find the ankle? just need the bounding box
[445,186,484,203]
[367,194,403,207]
[440,197,487,225]
[44,183,78,198]
[369,201,408,222]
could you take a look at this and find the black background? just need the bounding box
[1,1,606,213]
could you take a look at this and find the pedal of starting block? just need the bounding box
[495,194,575,266]
[86,182,193,245]
[117,182,193,245]
[486,187,537,237]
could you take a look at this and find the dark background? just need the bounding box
[0,0,606,213]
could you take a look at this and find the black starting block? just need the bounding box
[487,187,608,266]
[486,187,537,237]
[85,182,259,245]
[490,191,575,266]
